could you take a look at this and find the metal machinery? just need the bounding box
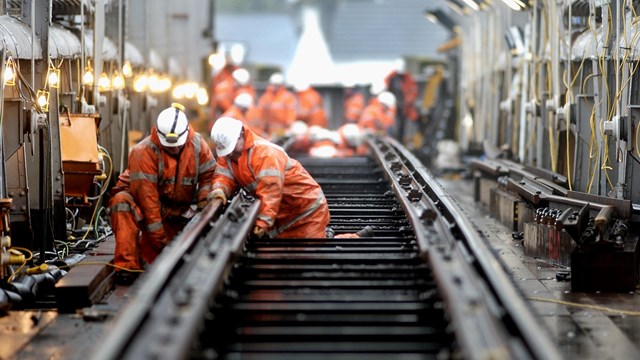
[0,0,211,308]
[431,0,640,291]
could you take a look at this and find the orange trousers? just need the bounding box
[109,191,184,271]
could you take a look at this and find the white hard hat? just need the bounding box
[370,80,386,96]
[339,123,363,147]
[269,72,284,85]
[232,68,250,86]
[378,91,396,108]
[234,93,254,108]
[156,103,189,147]
[210,116,243,157]
[286,120,309,137]
[393,58,406,73]
[293,79,309,92]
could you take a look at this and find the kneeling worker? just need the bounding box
[209,116,329,238]
[109,103,216,283]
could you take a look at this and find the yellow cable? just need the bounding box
[58,261,144,273]
[528,296,640,316]
[6,247,34,282]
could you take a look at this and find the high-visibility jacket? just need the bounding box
[209,64,238,118]
[257,85,297,138]
[295,87,328,128]
[343,90,365,123]
[385,70,418,122]
[358,98,396,134]
[212,126,329,238]
[109,127,216,270]
[218,104,265,137]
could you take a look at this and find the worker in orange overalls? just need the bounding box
[358,91,397,135]
[109,103,216,284]
[209,60,238,119]
[307,126,342,158]
[343,84,365,123]
[211,67,255,119]
[385,58,418,142]
[337,123,369,157]
[256,72,297,140]
[293,80,328,128]
[283,120,313,155]
[231,68,256,98]
[216,93,264,137]
[208,117,329,238]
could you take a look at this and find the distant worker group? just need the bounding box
[109,57,421,284]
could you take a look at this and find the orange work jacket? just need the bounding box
[257,85,297,137]
[212,126,329,238]
[122,127,216,247]
[296,87,328,128]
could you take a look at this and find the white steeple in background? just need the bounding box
[286,6,337,85]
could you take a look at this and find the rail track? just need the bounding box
[91,136,561,360]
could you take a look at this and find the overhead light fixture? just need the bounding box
[82,62,94,86]
[122,61,133,78]
[133,73,148,93]
[98,72,111,91]
[112,71,125,90]
[4,56,16,86]
[47,66,60,88]
[36,89,50,112]
[424,9,461,34]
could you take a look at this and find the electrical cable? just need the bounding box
[528,296,640,316]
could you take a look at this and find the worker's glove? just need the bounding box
[252,225,267,238]
[207,188,227,204]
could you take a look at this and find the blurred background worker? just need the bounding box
[293,80,328,128]
[308,126,341,158]
[358,91,397,135]
[231,68,256,99]
[282,120,312,154]
[384,58,418,144]
[337,123,368,157]
[342,82,365,124]
[209,54,239,119]
[216,93,264,137]
[256,72,297,139]
[210,67,255,119]
[109,103,216,284]
[208,116,330,239]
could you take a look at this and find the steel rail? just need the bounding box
[90,194,261,360]
[368,136,562,360]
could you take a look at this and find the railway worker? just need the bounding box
[208,116,330,239]
[210,67,255,119]
[336,123,368,157]
[384,58,418,143]
[109,103,216,284]
[282,120,313,155]
[231,68,257,100]
[343,83,365,123]
[293,80,328,128]
[256,72,297,140]
[215,93,264,137]
[358,91,397,135]
[209,57,239,118]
